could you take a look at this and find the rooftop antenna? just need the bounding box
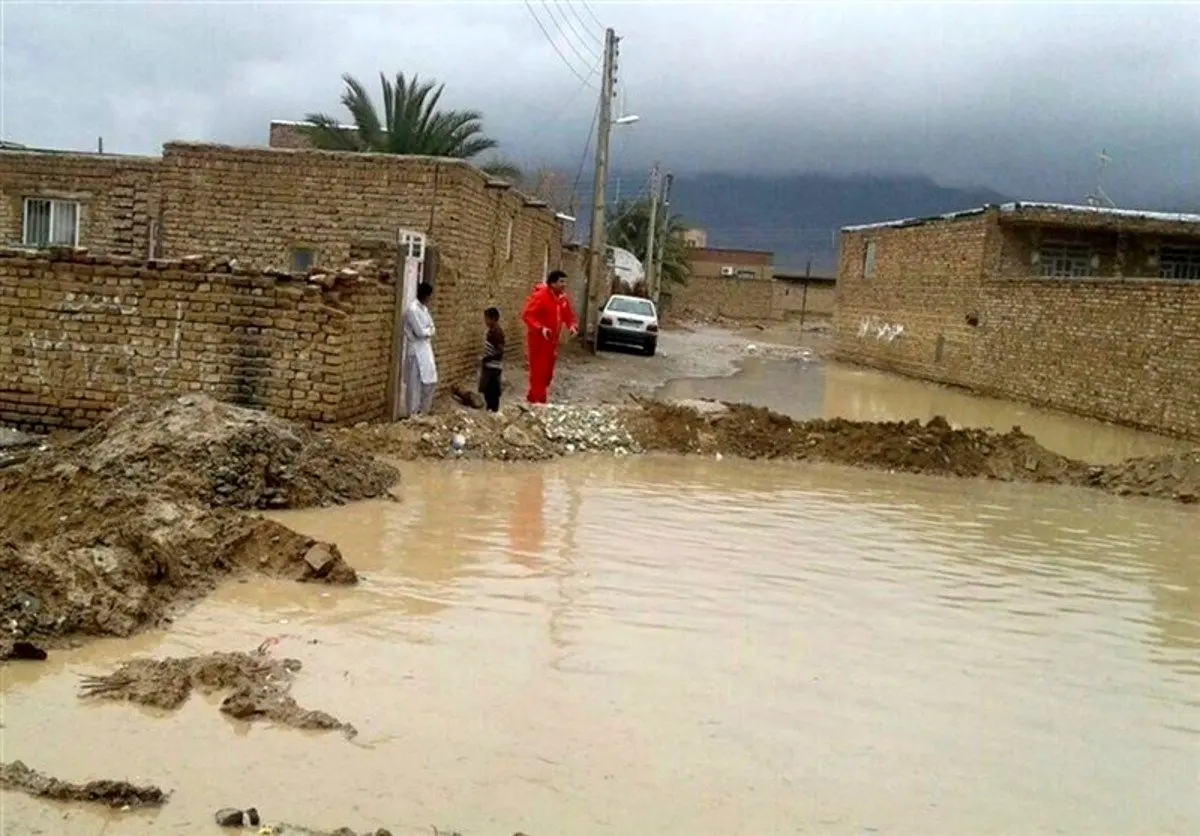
[1085,149,1116,208]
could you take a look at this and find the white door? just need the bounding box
[395,255,422,418]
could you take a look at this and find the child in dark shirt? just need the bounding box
[479,307,505,412]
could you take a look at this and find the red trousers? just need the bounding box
[526,334,559,404]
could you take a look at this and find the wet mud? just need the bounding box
[339,398,1200,504]
[79,648,357,737]
[0,395,390,650]
[0,760,167,808]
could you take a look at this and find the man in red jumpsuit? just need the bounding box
[522,269,579,404]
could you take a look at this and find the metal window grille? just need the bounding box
[23,198,79,247]
[1158,246,1200,280]
[1039,241,1094,278]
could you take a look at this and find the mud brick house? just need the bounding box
[673,246,776,320]
[835,202,1200,438]
[0,141,574,428]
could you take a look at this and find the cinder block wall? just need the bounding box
[0,248,393,430]
[0,150,160,257]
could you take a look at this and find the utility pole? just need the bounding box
[653,171,672,304]
[644,163,661,298]
[581,27,618,351]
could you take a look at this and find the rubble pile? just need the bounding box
[336,403,641,461]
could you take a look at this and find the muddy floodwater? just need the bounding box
[660,356,1188,463]
[3,457,1199,835]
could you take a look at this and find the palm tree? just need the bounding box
[607,199,691,291]
[301,72,520,179]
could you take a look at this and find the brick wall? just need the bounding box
[972,279,1200,438]
[156,143,566,389]
[833,210,1200,439]
[0,150,160,257]
[773,280,835,317]
[834,215,990,383]
[0,247,393,430]
[671,275,776,320]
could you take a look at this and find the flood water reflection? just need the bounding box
[1,457,1198,835]
[660,356,1188,463]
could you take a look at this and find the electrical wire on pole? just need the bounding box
[539,0,602,75]
[557,0,605,48]
[523,0,597,87]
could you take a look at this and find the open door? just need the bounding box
[387,230,428,420]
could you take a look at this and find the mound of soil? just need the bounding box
[1086,448,1200,503]
[79,648,356,737]
[0,396,374,649]
[0,760,167,808]
[631,401,1087,481]
[54,395,398,510]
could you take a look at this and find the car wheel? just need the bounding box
[596,334,606,352]
[644,338,657,357]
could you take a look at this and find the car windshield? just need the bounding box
[607,297,655,317]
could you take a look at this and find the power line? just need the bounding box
[579,0,606,31]
[523,0,597,88]
[570,97,601,214]
[540,0,601,72]
[558,0,604,48]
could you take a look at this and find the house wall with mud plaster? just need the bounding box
[0,248,393,430]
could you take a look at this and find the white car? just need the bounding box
[597,294,659,356]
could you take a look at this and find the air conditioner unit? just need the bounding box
[720,266,735,277]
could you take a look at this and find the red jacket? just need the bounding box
[522,284,578,344]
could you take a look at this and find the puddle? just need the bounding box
[659,356,1188,463]
[2,457,1198,834]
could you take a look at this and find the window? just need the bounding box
[505,219,514,262]
[23,198,79,247]
[291,247,315,273]
[542,245,549,280]
[863,240,877,279]
[1038,241,1095,278]
[1159,245,1200,280]
[606,296,656,317]
[398,228,426,262]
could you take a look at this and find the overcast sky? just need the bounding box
[3,1,1197,206]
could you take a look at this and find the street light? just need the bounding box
[614,114,640,126]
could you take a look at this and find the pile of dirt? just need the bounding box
[53,394,398,510]
[79,647,356,737]
[630,401,1087,481]
[0,760,167,808]
[0,397,379,649]
[1086,448,1200,503]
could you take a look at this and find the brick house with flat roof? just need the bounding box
[835,201,1200,438]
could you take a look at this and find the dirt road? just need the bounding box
[503,319,825,406]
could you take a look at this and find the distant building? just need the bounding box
[835,201,1200,438]
[672,246,775,320]
[680,227,708,249]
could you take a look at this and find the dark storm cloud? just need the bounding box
[3,1,1196,206]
